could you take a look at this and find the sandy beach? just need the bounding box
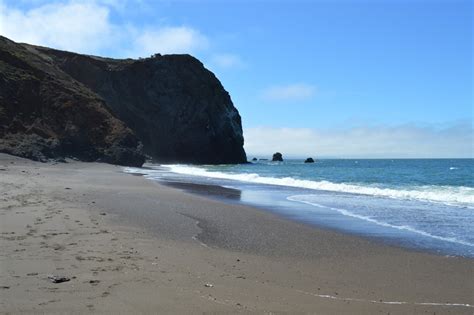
[0,153,472,314]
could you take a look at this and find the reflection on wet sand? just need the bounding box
[161,181,242,201]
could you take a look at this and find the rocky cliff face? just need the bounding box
[0,36,247,165]
[0,36,145,166]
[32,46,247,164]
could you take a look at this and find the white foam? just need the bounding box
[295,289,473,308]
[158,165,474,207]
[287,195,474,247]
[123,167,144,174]
[123,167,164,178]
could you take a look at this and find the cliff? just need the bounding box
[31,45,247,164]
[0,36,145,166]
[0,36,247,165]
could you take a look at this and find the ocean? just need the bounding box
[124,159,474,258]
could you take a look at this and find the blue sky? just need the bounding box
[1,0,472,157]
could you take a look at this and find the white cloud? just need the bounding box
[244,122,473,158]
[0,1,115,54]
[261,83,316,102]
[0,0,210,58]
[210,53,244,69]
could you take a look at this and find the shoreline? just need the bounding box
[157,179,458,258]
[1,154,473,313]
[131,164,474,259]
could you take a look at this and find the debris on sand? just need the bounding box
[47,275,70,283]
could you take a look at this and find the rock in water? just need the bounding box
[0,36,145,166]
[272,152,283,162]
[304,157,315,163]
[32,45,247,164]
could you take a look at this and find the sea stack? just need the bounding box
[304,157,315,163]
[272,152,283,162]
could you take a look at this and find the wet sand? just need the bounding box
[0,153,472,314]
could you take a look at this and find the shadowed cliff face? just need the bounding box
[0,36,247,165]
[33,47,247,164]
[0,36,145,166]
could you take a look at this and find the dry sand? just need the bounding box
[0,153,472,314]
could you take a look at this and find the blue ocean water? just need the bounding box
[125,159,474,257]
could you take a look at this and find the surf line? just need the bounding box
[177,212,211,248]
[295,290,473,308]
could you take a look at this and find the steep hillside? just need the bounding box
[32,45,247,164]
[0,36,145,166]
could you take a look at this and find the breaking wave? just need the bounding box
[154,165,474,207]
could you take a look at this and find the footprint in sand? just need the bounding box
[38,298,60,306]
[52,244,66,251]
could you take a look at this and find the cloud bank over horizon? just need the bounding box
[244,121,473,159]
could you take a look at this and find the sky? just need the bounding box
[0,0,472,158]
